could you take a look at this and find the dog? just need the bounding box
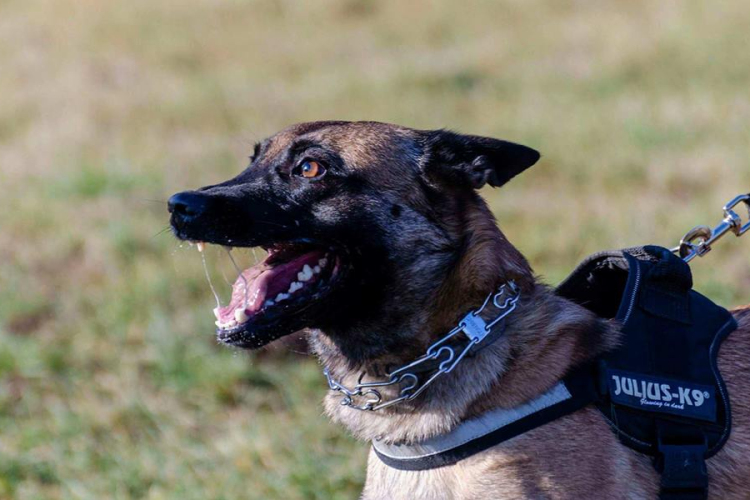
[168,121,750,499]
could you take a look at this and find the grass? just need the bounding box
[1,0,750,498]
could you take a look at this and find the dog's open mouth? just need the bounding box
[197,242,344,348]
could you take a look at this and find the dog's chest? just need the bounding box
[362,448,458,500]
[360,408,660,500]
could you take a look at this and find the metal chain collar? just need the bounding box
[324,281,521,412]
[673,193,750,263]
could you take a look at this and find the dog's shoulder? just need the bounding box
[732,304,750,322]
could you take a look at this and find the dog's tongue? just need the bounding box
[215,250,325,324]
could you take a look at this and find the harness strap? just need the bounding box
[372,245,737,500]
[372,364,599,471]
[657,444,708,500]
[655,423,709,500]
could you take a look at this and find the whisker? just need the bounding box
[151,226,173,239]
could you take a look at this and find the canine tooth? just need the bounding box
[264,300,275,307]
[289,281,303,293]
[213,307,221,320]
[313,266,321,274]
[234,309,249,324]
[196,242,205,252]
[275,293,290,302]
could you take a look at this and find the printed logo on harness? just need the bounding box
[606,368,717,422]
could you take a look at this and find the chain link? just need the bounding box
[672,193,750,263]
[324,282,520,411]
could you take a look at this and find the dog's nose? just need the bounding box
[168,191,209,220]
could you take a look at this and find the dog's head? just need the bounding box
[169,121,539,359]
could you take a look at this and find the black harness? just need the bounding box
[374,246,737,499]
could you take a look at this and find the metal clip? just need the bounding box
[459,312,489,343]
[673,193,750,263]
[724,194,750,237]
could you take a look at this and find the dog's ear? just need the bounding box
[420,129,540,189]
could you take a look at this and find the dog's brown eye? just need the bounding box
[295,160,325,179]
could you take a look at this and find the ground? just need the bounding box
[1,1,749,498]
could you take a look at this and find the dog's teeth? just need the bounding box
[264,299,275,307]
[196,241,205,253]
[313,266,321,274]
[298,265,314,282]
[215,318,237,329]
[288,281,303,293]
[213,307,221,321]
[275,292,290,302]
[234,309,249,324]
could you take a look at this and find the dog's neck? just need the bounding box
[312,201,619,444]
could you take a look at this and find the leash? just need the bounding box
[672,193,750,263]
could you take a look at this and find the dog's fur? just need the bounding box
[170,121,750,499]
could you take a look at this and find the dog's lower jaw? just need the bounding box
[313,284,620,445]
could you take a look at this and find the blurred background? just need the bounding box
[1,1,749,498]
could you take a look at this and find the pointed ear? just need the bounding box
[420,129,540,189]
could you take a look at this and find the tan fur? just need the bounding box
[319,200,618,445]
[322,198,750,499]
[189,121,750,498]
[361,309,750,500]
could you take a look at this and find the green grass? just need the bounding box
[1,0,750,498]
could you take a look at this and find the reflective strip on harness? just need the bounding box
[372,244,736,500]
[373,382,571,461]
[372,365,599,471]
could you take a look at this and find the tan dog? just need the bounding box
[168,121,750,499]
